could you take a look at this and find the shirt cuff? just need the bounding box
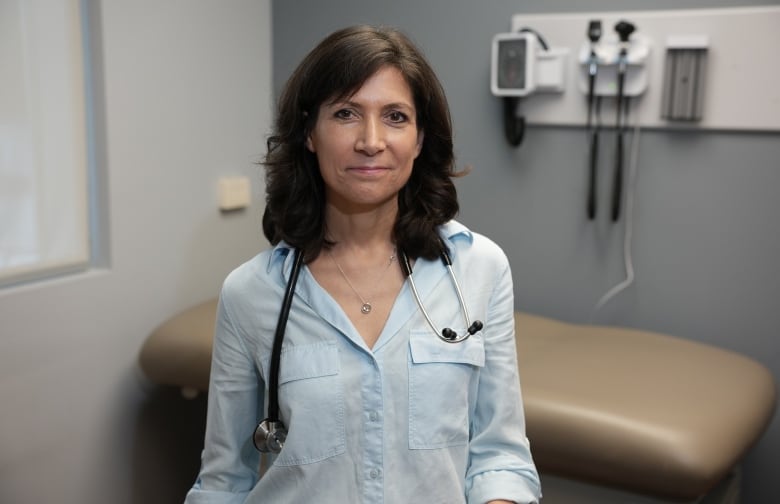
[184,487,250,504]
[467,470,541,504]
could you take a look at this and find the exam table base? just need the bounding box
[540,469,740,504]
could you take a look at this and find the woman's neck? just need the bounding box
[324,202,397,251]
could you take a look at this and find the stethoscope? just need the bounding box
[253,244,483,454]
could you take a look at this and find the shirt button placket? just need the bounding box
[362,357,384,503]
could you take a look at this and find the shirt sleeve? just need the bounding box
[184,292,262,503]
[465,260,542,504]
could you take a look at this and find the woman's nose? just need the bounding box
[355,117,386,155]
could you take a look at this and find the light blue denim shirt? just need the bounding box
[185,220,541,504]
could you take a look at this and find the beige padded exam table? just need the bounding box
[140,299,775,502]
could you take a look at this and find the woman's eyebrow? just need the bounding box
[326,98,415,110]
[382,101,415,111]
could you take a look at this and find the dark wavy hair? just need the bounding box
[263,25,463,261]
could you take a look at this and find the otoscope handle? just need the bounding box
[612,133,624,221]
[587,130,598,220]
[612,54,628,223]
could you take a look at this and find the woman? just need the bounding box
[185,25,541,503]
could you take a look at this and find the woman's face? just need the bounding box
[306,66,424,214]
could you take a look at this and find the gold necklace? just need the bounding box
[327,248,397,314]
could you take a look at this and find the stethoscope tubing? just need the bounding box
[399,248,481,343]
[267,248,304,423]
[255,244,482,453]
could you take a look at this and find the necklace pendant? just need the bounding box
[361,303,372,314]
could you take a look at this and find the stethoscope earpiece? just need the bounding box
[442,328,458,341]
[442,320,483,342]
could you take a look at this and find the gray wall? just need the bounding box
[272,0,780,502]
[0,1,272,502]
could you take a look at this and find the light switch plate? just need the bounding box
[218,176,251,211]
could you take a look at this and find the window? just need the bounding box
[0,0,91,286]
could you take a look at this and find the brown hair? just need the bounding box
[263,25,462,261]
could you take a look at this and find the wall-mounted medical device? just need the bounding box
[491,31,568,96]
[506,7,780,131]
[579,19,647,221]
[490,29,568,146]
[491,32,534,97]
[577,23,651,98]
[661,35,709,122]
[584,20,602,220]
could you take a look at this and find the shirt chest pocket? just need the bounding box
[272,342,346,466]
[408,331,485,449]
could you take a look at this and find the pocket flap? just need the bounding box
[409,330,485,367]
[278,342,339,384]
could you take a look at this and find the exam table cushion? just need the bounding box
[139,299,776,500]
[514,311,776,500]
[140,299,217,393]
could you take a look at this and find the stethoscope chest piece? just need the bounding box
[254,419,287,454]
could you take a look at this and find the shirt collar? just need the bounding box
[265,219,473,273]
[267,240,295,275]
[438,219,473,260]
[439,219,472,243]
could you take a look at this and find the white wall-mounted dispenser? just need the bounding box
[661,35,709,122]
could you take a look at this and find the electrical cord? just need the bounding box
[518,27,549,50]
[595,100,641,312]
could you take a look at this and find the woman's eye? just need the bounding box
[334,109,354,120]
[387,111,409,123]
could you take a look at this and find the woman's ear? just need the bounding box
[305,134,315,153]
[303,110,316,153]
[414,130,424,158]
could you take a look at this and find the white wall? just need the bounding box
[0,1,272,502]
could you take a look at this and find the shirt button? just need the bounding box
[369,411,379,422]
[369,468,380,479]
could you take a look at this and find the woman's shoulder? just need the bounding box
[440,220,509,267]
[221,247,279,297]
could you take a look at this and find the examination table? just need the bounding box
[139,299,775,502]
